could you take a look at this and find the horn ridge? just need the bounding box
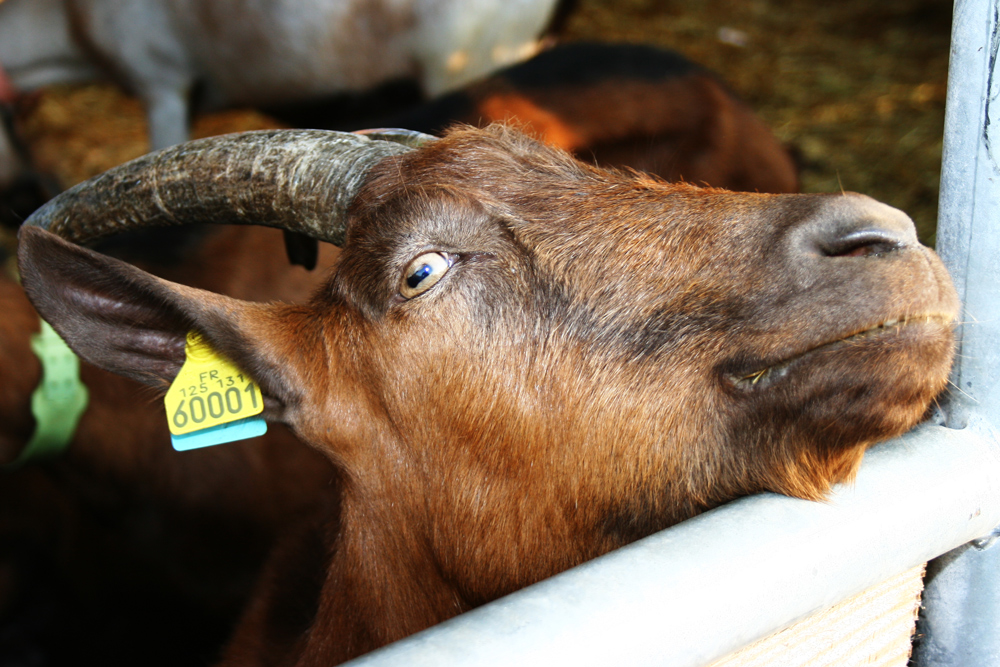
[22,129,426,246]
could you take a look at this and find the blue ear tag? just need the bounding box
[170,415,268,451]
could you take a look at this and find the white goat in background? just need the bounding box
[0,0,558,187]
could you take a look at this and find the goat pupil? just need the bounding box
[407,264,433,288]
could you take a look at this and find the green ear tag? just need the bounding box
[10,319,89,465]
[165,332,266,450]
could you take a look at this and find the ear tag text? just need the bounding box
[165,331,267,450]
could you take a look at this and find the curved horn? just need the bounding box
[21,128,436,246]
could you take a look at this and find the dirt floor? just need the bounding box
[7,0,952,246]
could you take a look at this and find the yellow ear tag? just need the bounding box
[164,332,265,445]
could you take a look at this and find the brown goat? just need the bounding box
[0,226,339,664]
[17,125,957,665]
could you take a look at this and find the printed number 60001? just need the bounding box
[172,383,260,429]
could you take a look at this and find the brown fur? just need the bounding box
[0,276,40,461]
[17,126,957,665]
[473,76,797,193]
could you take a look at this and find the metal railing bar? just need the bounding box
[345,422,1000,666]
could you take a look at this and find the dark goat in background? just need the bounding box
[0,227,339,665]
[378,42,800,194]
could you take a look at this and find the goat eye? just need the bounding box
[400,252,452,298]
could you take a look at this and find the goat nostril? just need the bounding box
[822,230,906,258]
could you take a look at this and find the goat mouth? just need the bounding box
[726,313,954,391]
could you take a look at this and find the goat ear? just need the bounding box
[17,227,311,418]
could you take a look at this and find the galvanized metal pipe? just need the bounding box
[911,0,1000,664]
[930,0,1000,431]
